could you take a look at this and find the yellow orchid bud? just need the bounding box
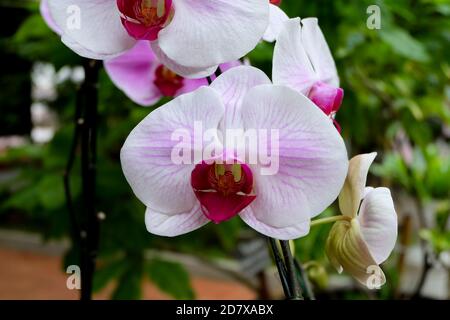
[326,219,386,288]
[325,153,397,289]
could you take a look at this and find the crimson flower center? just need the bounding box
[153,65,184,97]
[117,0,173,41]
[191,162,256,224]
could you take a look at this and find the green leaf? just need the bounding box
[419,229,450,253]
[146,259,195,300]
[112,268,142,300]
[379,27,430,62]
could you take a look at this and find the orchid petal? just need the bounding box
[273,18,316,95]
[121,87,224,214]
[157,0,269,68]
[210,66,271,130]
[240,207,310,240]
[326,219,386,287]
[104,41,161,106]
[358,187,398,264]
[40,0,61,34]
[47,0,136,59]
[240,85,348,231]
[301,18,339,87]
[339,152,377,218]
[151,41,218,78]
[145,202,209,237]
[263,4,289,43]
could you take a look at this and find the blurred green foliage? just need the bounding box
[0,0,449,299]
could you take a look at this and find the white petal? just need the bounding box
[145,202,209,237]
[240,207,310,240]
[358,188,398,264]
[47,0,135,59]
[301,18,339,87]
[120,87,224,214]
[40,0,61,34]
[272,18,317,95]
[210,66,271,130]
[240,85,348,230]
[339,152,377,217]
[262,4,289,43]
[157,0,269,68]
[151,41,218,78]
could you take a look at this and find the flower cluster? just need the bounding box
[42,0,397,288]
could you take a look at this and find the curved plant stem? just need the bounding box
[294,259,315,300]
[310,215,351,227]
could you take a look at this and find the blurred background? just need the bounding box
[0,0,449,300]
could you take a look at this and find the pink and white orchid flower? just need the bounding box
[273,18,344,130]
[120,66,348,240]
[45,0,270,78]
[104,41,241,106]
[326,153,398,287]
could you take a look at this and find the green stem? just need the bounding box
[310,215,351,227]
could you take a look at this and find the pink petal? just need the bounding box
[308,81,344,116]
[210,66,271,130]
[151,41,218,78]
[121,87,224,214]
[240,85,348,232]
[145,202,209,237]
[240,207,310,240]
[156,0,269,68]
[47,0,136,60]
[104,41,162,106]
[40,0,61,34]
[358,187,398,264]
[301,18,339,87]
[273,18,317,95]
[263,4,289,42]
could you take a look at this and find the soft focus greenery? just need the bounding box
[0,0,449,299]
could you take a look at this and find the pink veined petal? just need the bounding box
[151,41,218,79]
[104,41,162,106]
[40,0,61,34]
[240,206,311,240]
[156,0,269,68]
[301,18,339,87]
[177,60,243,96]
[263,4,289,42]
[120,87,225,214]
[145,202,209,237]
[273,18,317,95]
[240,85,348,230]
[210,66,271,130]
[47,0,136,60]
[358,187,398,265]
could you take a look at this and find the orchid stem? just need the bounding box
[280,240,303,300]
[215,66,222,78]
[310,215,351,227]
[79,59,101,301]
[268,238,291,298]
